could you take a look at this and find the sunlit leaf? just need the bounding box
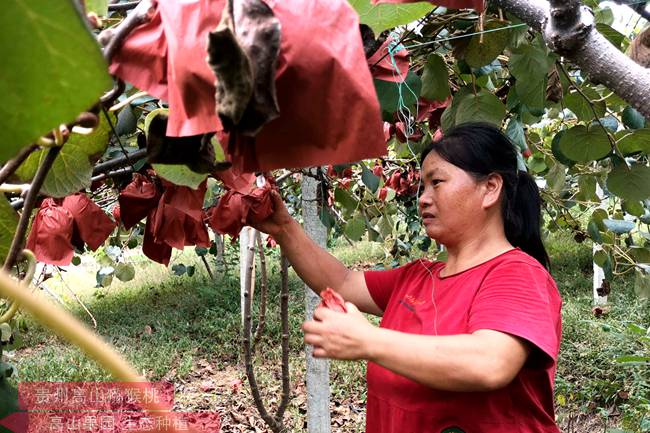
[348,0,434,34]
[0,0,112,161]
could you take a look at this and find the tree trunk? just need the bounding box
[494,0,650,120]
[301,170,331,433]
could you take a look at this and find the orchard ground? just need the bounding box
[6,232,649,433]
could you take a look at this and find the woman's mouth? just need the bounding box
[421,213,436,222]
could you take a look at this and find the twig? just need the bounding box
[109,91,148,112]
[100,0,155,62]
[92,148,147,175]
[91,167,133,183]
[242,229,284,433]
[0,144,38,186]
[102,107,137,173]
[276,254,291,422]
[100,79,126,106]
[3,147,61,271]
[55,267,98,328]
[252,232,268,349]
[200,256,215,280]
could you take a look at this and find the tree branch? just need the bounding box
[99,0,155,62]
[275,254,291,422]
[493,0,650,120]
[3,147,61,271]
[92,148,147,175]
[0,145,38,186]
[252,231,268,349]
[242,229,284,433]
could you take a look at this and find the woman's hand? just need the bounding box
[302,302,377,360]
[250,189,295,239]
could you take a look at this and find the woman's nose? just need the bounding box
[419,189,432,206]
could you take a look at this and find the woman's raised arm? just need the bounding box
[252,190,383,316]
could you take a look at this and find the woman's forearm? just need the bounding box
[366,328,529,392]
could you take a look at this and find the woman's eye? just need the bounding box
[431,179,442,186]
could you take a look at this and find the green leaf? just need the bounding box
[195,246,208,257]
[464,21,510,68]
[334,188,358,213]
[114,263,135,282]
[577,175,598,202]
[345,217,366,242]
[361,165,380,193]
[152,164,208,190]
[563,88,606,122]
[593,249,609,267]
[85,0,108,16]
[186,265,195,277]
[146,107,211,189]
[509,43,551,110]
[377,214,394,238]
[171,264,187,276]
[545,162,566,193]
[588,220,602,243]
[420,54,450,102]
[505,118,526,151]
[319,207,335,230]
[15,112,114,197]
[630,247,650,263]
[594,6,614,25]
[0,199,18,265]
[617,129,650,155]
[558,125,611,162]
[607,164,650,201]
[71,255,81,266]
[96,266,114,288]
[348,0,434,34]
[0,0,112,162]
[602,219,635,234]
[595,23,625,50]
[374,71,421,116]
[622,200,645,217]
[622,106,646,129]
[550,130,573,166]
[440,87,473,132]
[455,90,506,127]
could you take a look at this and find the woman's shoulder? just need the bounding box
[368,258,444,276]
[488,248,550,274]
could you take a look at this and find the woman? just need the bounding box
[253,122,562,433]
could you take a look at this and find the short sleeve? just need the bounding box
[363,261,424,312]
[468,261,562,366]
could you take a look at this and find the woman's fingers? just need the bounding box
[304,333,324,346]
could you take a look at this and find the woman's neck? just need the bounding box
[440,230,513,277]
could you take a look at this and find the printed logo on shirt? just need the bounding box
[399,294,425,313]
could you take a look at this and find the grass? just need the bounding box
[4,233,650,432]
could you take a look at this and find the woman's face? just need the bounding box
[418,151,494,246]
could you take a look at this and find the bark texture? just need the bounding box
[302,170,331,433]
[493,0,650,120]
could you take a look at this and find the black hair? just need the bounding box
[420,122,550,269]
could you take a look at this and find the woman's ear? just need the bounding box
[482,173,503,209]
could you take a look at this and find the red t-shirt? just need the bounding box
[363,249,562,433]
